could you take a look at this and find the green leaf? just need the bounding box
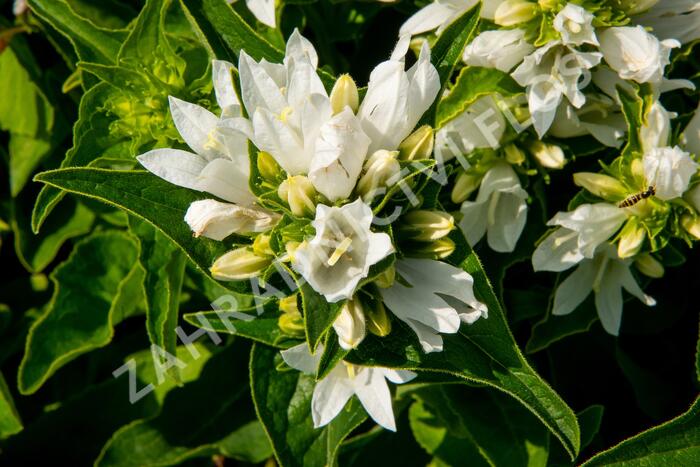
[526,297,598,354]
[27,0,127,65]
[12,196,95,273]
[301,282,344,354]
[250,343,367,467]
[179,0,284,63]
[422,4,481,126]
[409,385,550,467]
[349,228,581,459]
[18,231,144,394]
[582,397,700,466]
[96,342,269,466]
[0,373,23,439]
[32,168,250,293]
[129,218,186,375]
[436,66,522,129]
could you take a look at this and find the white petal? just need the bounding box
[404,318,444,353]
[405,42,441,135]
[459,200,489,247]
[552,260,596,316]
[245,0,275,27]
[682,103,700,156]
[332,301,367,350]
[311,366,355,428]
[285,29,319,70]
[532,228,585,272]
[252,108,307,175]
[169,96,221,160]
[549,204,627,258]
[380,369,417,384]
[196,158,256,206]
[353,368,397,431]
[238,51,286,116]
[643,146,698,200]
[486,188,528,253]
[185,199,278,240]
[595,268,624,335]
[137,148,206,191]
[280,343,322,374]
[399,2,457,36]
[616,261,657,307]
[212,60,240,114]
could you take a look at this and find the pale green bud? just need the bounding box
[400,210,455,241]
[356,150,401,202]
[504,144,526,166]
[279,294,299,315]
[253,234,274,257]
[330,74,359,115]
[634,254,665,279]
[399,125,434,161]
[573,172,627,200]
[538,0,559,10]
[612,0,659,15]
[495,0,538,26]
[333,298,367,350]
[682,214,700,240]
[210,247,271,281]
[279,175,317,218]
[617,220,646,259]
[684,184,700,213]
[451,170,482,204]
[374,265,396,289]
[284,241,301,262]
[278,306,305,339]
[411,237,456,260]
[366,300,392,337]
[257,151,283,182]
[530,141,566,169]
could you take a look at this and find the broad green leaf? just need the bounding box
[2,345,210,464]
[96,342,269,466]
[129,218,186,374]
[526,297,598,354]
[408,385,549,467]
[18,231,145,394]
[436,66,522,129]
[27,0,127,65]
[179,0,284,62]
[582,397,700,466]
[422,4,481,126]
[549,405,605,466]
[250,343,367,467]
[32,168,251,294]
[302,282,344,354]
[348,228,581,459]
[0,373,23,439]
[12,197,95,273]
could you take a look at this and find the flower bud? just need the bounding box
[538,0,559,10]
[504,144,526,166]
[284,241,301,262]
[410,237,456,259]
[451,170,482,204]
[400,210,454,241]
[573,172,627,200]
[257,151,283,182]
[374,265,396,289]
[253,234,274,257]
[366,300,392,337]
[330,74,359,115]
[617,220,646,258]
[185,200,280,241]
[279,294,299,314]
[613,0,659,15]
[634,253,665,278]
[495,0,538,26]
[332,298,367,350]
[399,125,434,161]
[682,214,700,240]
[210,247,271,281]
[279,175,317,218]
[356,150,401,203]
[530,141,566,169]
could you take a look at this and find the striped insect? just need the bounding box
[618,186,656,208]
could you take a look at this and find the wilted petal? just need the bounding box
[185,199,278,240]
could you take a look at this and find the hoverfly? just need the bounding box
[618,186,656,208]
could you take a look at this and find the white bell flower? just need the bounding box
[643,146,699,200]
[138,60,256,207]
[681,102,700,157]
[599,26,680,84]
[640,101,674,152]
[552,244,656,336]
[459,163,528,253]
[357,41,440,154]
[280,343,416,431]
[227,0,276,28]
[512,43,602,137]
[553,3,599,46]
[462,29,534,72]
[292,199,394,302]
[184,199,280,240]
[549,97,627,148]
[399,0,504,37]
[634,0,700,45]
[533,203,627,273]
[379,258,487,353]
[435,96,507,162]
